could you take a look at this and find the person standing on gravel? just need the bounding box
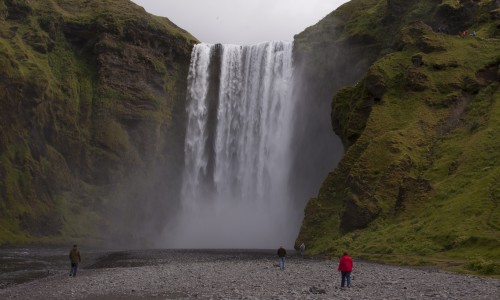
[277,246,286,271]
[299,243,305,258]
[69,244,81,277]
[338,251,353,288]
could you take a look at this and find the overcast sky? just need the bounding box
[130,0,349,45]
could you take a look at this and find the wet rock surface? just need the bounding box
[0,249,499,299]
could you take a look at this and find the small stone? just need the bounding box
[309,286,326,294]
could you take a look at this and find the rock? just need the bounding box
[405,68,429,91]
[309,286,326,294]
[340,192,380,234]
[462,76,480,94]
[411,54,424,67]
[365,66,388,99]
[399,22,446,53]
[4,0,32,20]
[386,0,418,22]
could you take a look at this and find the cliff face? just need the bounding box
[295,0,500,270]
[0,0,197,245]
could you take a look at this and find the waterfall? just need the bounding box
[169,41,297,248]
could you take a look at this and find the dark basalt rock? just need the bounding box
[340,194,380,234]
[309,286,326,294]
[405,68,429,92]
[387,0,412,15]
[433,0,481,35]
[462,76,481,94]
[365,67,388,99]
[18,212,63,237]
[431,60,459,70]
[4,0,32,20]
[411,54,424,67]
[476,63,500,85]
[394,177,432,215]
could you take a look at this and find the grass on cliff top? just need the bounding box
[55,0,196,41]
[297,0,499,53]
[21,0,197,42]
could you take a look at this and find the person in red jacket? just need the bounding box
[338,251,353,288]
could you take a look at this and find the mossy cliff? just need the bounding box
[295,0,500,272]
[0,0,197,245]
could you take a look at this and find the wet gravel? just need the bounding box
[0,249,498,299]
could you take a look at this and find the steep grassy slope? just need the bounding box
[295,0,500,274]
[0,0,197,245]
[289,0,499,208]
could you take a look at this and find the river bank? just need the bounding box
[0,249,499,299]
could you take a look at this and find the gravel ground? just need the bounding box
[0,250,498,299]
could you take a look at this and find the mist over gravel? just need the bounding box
[0,250,498,299]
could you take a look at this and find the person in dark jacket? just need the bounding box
[277,246,286,271]
[299,243,305,258]
[69,244,81,277]
[338,251,353,287]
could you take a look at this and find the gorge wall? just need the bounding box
[294,0,500,267]
[0,0,196,245]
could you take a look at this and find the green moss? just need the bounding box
[0,0,195,245]
[54,193,103,241]
[339,0,386,41]
[298,9,500,274]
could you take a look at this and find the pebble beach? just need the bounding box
[0,249,498,299]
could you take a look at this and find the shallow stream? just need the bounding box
[0,246,105,289]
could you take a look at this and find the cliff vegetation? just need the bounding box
[295,0,500,275]
[0,0,197,245]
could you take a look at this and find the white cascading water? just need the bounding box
[170,41,297,248]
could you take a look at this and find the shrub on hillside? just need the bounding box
[465,257,500,275]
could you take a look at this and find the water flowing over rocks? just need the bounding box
[170,42,297,248]
[0,250,498,299]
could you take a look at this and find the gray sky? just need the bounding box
[130,0,349,44]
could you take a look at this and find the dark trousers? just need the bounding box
[70,263,78,276]
[341,271,351,287]
[279,257,285,270]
